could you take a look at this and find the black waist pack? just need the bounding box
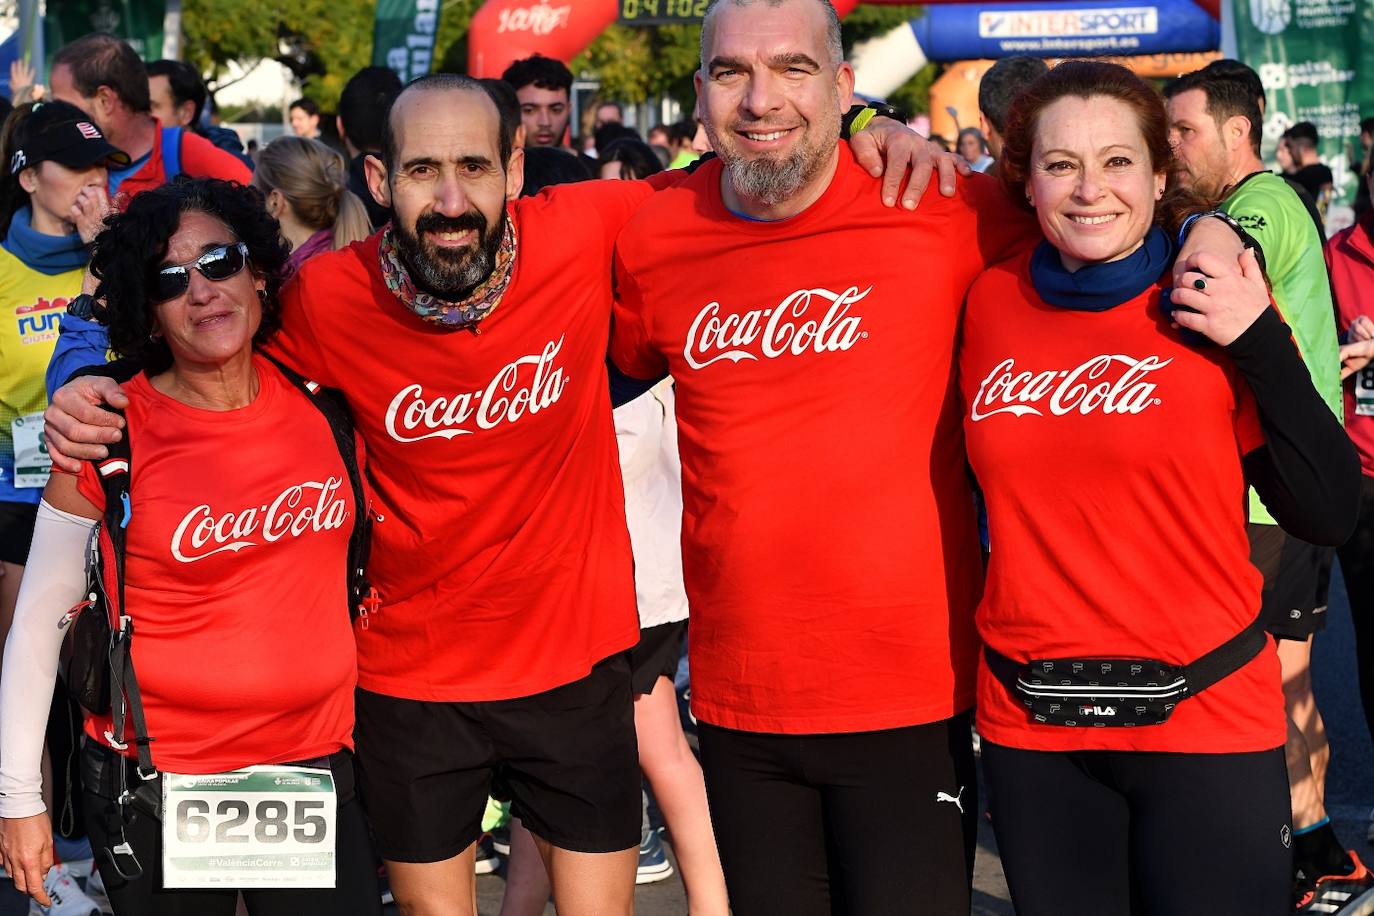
[985,616,1269,728]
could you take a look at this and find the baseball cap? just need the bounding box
[8,100,131,175]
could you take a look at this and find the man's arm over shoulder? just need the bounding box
[179,130,253,184]
[44,315,110,399]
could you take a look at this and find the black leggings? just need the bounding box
[81,742,381,916]
[1338,473,1374,747]
[697,711,976,916]
[983,741,1292,916]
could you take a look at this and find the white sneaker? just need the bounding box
[30,865,99,916]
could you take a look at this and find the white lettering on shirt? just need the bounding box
[384,337,570,443]
[968,355,1170,421]
[170,477,350,563]
[682,286,868,370]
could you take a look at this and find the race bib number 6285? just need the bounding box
[161,765,336,888]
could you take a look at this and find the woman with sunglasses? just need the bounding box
[0,178,381,916]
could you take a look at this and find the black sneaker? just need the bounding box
[1295,850,1374,913]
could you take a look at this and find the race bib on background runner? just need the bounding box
[161,765,336,888]
[1357,366,1374,416]
[11,413,50,488]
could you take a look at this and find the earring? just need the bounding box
[257,289,268,303]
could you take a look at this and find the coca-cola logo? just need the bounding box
[385,337,569,443]
[170,478,350,564]
[497,3,572,34]
[683,286,868,370]
[969,354,1171,421]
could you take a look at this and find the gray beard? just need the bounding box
[724,153,811,206]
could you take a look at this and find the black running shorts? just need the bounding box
[355,653,640,863]
[1249,522,1333,641]
[629,620,686,696]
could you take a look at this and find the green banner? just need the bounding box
[45,0,167,63]
[372,0,442,83]
[1234,0,1374,206]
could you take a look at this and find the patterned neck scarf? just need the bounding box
[377,217,517,332]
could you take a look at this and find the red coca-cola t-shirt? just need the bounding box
[610,148,1038,734]
[958,252,1283,753]
[75,356,357,773]
[269,180,657,702]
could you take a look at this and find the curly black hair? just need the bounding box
[89,177,290,372]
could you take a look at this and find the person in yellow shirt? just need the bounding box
[0,100,123,911]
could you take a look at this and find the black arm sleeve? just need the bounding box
[607,357,667,408]
[1229,307,1361,545]
[67,357,141,386]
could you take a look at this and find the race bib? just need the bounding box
[11,413,50,488]
[1357,366,1374,416]
[161,765,336,889]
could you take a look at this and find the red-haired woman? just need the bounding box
[958,60,1359,915]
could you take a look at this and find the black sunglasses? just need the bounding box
[152,242,251,302]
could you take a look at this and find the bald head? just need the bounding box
[700,0,842,70]
[382,74,515,171]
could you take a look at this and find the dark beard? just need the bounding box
[393,207,506,300]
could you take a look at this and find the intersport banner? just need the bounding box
[911,0,1219,60]
[1234,0,1374,203]
[373,0,442,83]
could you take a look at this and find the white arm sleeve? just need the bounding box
[0,500,95,818]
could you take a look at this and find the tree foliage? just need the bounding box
[181,0,926,114]
[569,5,922,109]
[181,0,388,108]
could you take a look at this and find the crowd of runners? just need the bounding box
[0,1,1371,915]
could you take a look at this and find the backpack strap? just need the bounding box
[90,410,157,784]
[263,355,373,622]
[160,126,183,181]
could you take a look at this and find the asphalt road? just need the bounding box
[413,565,1374,915]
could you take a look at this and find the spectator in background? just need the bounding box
[145,59,252,167]
[595,101,624,128]
[1285,121,1334,208]
[594,123,639,159]
[927,133,951,152]
[647,124,671,148]
[47,35,250,200]
[1352,116,1372,217]
[1276,132,1297,174]
[44,32,252,395]
[289,96,322,139]
[519,146,591,196]
[599,139,663,181]
[481,78,526,150]
[666,121,700,169]
[502,55,573,149]
[976,54,1049,166]
[337,66,403,231]
[956,127,993,172]
[1197,61,1325,238]
[251,136,371,275]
